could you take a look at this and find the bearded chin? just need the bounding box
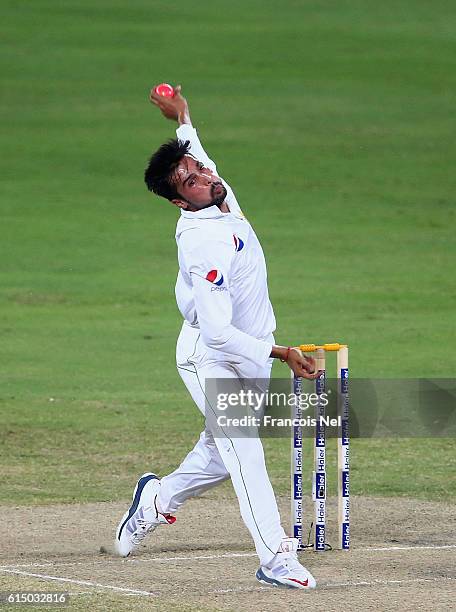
[210,185,227,207]
[185,185,228,211]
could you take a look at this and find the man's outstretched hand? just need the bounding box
[286,347,319,379]
[271,345,319,379]
[149,84,191,126]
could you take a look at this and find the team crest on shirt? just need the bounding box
[206,269,224,286]
[233,234,244,252]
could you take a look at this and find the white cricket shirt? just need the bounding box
[174,124,276,368]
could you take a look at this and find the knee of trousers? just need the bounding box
[215,436,266,467]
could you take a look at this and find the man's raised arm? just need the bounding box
[149,84,218,174]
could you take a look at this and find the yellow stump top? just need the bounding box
[298,343,348,352]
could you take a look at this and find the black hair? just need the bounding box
[144,138,191,201]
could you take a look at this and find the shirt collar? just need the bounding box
[180,205,230,220]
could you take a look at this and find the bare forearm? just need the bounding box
[178,108,192,126]
[270,345,289,360]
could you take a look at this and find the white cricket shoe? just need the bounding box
[115,472,175,557]
[256,538,317,590]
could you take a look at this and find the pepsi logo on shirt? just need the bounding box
[206,269,224,286]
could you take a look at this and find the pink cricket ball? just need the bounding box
[154,83,175,98]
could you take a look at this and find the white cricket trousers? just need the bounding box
[156,322,286,567]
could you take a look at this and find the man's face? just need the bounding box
[170,156,227,211]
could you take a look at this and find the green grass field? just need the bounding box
[1,0,455,507]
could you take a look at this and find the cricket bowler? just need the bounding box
[115,85,318,590]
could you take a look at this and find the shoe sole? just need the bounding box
[115,472,158,556]
[256,568,315,590]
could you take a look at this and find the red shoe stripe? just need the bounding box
[288,578,309,587]
[164,514,176,524]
